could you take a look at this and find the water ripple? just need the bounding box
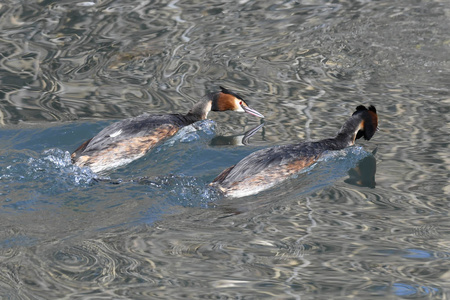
[1,0,449,298]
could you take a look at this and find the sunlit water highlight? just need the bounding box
[1,0,449,298]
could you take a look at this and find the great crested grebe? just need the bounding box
[211,105,378,198]
[72,86,264,173]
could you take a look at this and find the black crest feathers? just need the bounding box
[219,86,245,101]
[353,105,378,141]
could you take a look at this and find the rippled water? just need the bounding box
[1,0,449,299]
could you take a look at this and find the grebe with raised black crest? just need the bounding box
[72,86,264,173]
[211,105,378,198]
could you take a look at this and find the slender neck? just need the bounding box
[332,114,364,148]
[185,99,213,121]
[294,113,365,155]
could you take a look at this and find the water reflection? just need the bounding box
[345,148,377,188]
[1,0,450,298]
[210,120,265,146]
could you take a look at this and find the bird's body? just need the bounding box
[72,87,264,173]
[212,105,378,198]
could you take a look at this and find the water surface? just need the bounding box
[1,0,449,299]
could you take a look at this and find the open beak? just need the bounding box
[243,105,264,118]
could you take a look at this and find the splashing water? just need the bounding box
[27,148,99,186]
[0,148,99,210]
[156,119,217,148]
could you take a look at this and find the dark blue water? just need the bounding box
[1,0,449,299]
[1,120,372,219]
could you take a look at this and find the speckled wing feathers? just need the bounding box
[71,113,197,172]
[81,114,189,155]
[214,142,323,187]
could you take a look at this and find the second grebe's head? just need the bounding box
[353,105,378,141]
[211,86,264,118]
